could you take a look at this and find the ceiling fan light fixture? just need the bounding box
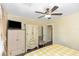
[35,5,62,19]
[45,15,51,18]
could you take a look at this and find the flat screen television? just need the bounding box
[8,20,21,29]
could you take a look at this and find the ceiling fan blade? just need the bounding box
[35,11,45,14]
[51,6,59,12]
[45,8,49,14]
[51,13,62,15]
[38,15,45,18]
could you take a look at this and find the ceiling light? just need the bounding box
[45,15,51,18]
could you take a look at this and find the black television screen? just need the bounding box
[8,20,21,29]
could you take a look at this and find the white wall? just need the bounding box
[0,5,4,56]
[51,12,79,50]
[8,14,47,26]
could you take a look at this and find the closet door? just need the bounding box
[26,25,38,50]
[8,30,25,56]
[33,25,38,48]
[8,30,18,56]
[43,26,48,44]
[29,25,37,49]
[26,25,33,49]
[17,30,25,55]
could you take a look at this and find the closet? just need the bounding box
[7,22,39,55]
[8,30,25,56]
[26,24,38,50]
[7,21,52,56]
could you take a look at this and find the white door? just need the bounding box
[26,25,38,50]
[28,25,34,49]
[17,30,25,55]
[26,25,33,49]
[8,30,18,56]
[8,30,25,56]
[43,26,48,43]
[33,26,38,48]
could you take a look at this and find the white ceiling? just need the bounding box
[3,3,79,20]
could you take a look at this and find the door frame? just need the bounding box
[42,25,53,45]
[47,25,53,44]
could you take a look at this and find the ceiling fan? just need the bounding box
[35,6,63,19]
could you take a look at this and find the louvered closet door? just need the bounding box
[17,30,25,55]
[33,25,38,48]
[29,25,36,49]
[43,26,48,44]
[29,25,39,49]
[26,25,38,49]
[26,25,33,49]
[8,30,18,56]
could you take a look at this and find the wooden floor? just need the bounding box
[17,41,52,56]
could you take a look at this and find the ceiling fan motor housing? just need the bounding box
[45,15,51,18]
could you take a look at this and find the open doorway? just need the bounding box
[38,25,53,47]
[46,25,53,44]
